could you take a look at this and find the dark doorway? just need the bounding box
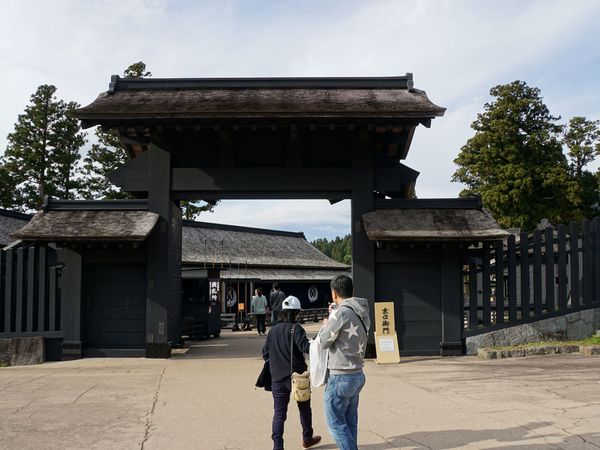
[83,263,146,354]
[376,257,442,355]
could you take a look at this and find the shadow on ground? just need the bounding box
[355,422,600,449]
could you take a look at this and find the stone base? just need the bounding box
[146,343,171,358]
[466,307,600,355]
[0,337,44,366]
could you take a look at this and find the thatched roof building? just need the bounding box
[363,198,509,242]
[76,75,445,126]
[182,221,349,281]
[0,208,31,247]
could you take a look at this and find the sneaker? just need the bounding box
[302,435,321,449]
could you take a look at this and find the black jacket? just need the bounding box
[262,321,310,382]
[269,290,285,312]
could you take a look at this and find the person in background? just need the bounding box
[262,296,321,450]
[318,274,370,450]
[269,282,286,326]
[251,287,268,335]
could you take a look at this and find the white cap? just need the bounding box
[282,295,302,310]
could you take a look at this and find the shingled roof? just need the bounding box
[363,199,509,242]
[75,75,445,126]
[182,221,349,270]
[0,209,31,247]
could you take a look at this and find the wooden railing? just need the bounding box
[0,245,62,339]
[463,217,600,336]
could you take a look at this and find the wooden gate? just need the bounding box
[463,217,600,337]
[0,245,62,340]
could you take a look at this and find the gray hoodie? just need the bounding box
[317,297,370,375]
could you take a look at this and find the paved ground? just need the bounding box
[1,324,600,450]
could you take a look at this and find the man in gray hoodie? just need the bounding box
[318,274,370,450]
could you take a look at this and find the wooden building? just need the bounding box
[181,220,349,313]
[0,208,30,248]
[11,74,512,358]
[70,74,447,358]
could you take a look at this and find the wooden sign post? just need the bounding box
[374,302,400,364]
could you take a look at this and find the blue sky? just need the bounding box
[1,0,599,240]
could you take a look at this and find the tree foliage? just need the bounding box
[452,81,579,230]
[311,234,352,264]
[562,116,600,218]
[0,85,85,211]
[80,61,218,217]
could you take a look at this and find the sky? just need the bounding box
[1,0,599,241]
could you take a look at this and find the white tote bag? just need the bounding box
[309,334,328,388]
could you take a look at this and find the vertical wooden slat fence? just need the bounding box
[0,245,61,338]
[464,217,600,336]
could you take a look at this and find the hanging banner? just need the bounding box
[225,287,237,307]
[374,301,400,364]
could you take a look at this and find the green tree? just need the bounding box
[0,85,86,211]
[563,116,600,177]
[123,61,152,79]
[80,61,218,217]
[311,234,352,264]
[452,81,578,230]
[562,116,600,218]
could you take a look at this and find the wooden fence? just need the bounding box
[0,245,62,339]
[463,217,600,336]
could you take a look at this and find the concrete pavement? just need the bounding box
[1,324,599,449]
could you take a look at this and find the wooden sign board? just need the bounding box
[375,333,401,364]
[374,301,400,364]
[374,302,396,335]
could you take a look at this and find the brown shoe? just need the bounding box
[302,435,321,449]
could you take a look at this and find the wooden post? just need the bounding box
[4,249,13,333]
[15,248,24,333]
[469,263,478,330]
[146,142,174,358]
[440,245,463,355]
[557,224,568,311]
[350,129,375,355]
[495,241,505,324]
[569,222,580,308]
[520,232,529,320]
[532,230,542,317]
[544,227,555,313]
[26,247,35,332]
[38,247,47,332]
[507,235,517,322]
[582,219,593,306]
[594,218,600,306]
[482,242,491,326]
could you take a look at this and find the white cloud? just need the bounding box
[1,0,599,237]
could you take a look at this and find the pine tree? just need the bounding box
[0,85,86,211]
[452,81,578,230]
[79,61,219,217]
[563,116,600,218]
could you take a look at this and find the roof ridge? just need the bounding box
[108,74,414,93]
[182,220,305,238]
[0,208,32,220]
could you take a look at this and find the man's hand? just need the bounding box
[322,318,329,326]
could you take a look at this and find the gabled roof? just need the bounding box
[182,220,349,270]
[75,75,445,127]
[0,208,31,246]
[13,210,159,242]
[363,199,509,241]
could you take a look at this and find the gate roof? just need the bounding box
[76,74,445,127]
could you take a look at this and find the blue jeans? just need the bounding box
[324,372,365,450]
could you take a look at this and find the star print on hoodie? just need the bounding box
[318,297,371,374]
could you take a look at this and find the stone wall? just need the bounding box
[465,307,600,355]
[0,337,45,366]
